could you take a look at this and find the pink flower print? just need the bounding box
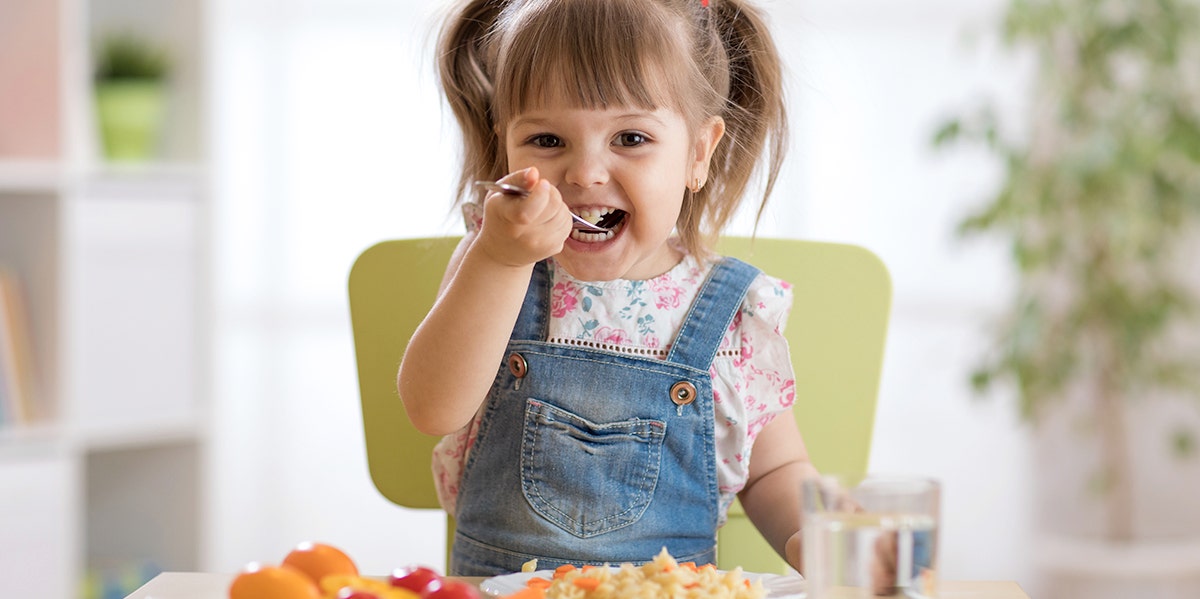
[651,276,686,309]
[550,281,580,318]
[594,326,632,345]
[747,413,776,440]
[780,379,796,407]
[743,393,768,414]
[642,333,661,349]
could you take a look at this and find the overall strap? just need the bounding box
[665,257,761,371]
[510,260,551,342]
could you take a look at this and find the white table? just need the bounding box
[124,572,1032,599]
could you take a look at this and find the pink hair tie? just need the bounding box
[701,0,709,6]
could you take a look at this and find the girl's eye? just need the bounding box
[530,134,563,148]
[615,132,649,147]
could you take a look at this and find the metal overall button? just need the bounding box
[670,381,697,406]
[508,353,528,378]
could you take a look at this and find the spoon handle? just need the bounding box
[474,180,528,197]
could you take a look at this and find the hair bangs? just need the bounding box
[494,0,692,123]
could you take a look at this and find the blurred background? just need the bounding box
[2,0,1198,597]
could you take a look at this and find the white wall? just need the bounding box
[207,0,1038,589]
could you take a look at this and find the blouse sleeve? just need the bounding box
[461,201,484,233]
[727,272,796,440]
[710,271,795,511]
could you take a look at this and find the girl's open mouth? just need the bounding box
[570,208,626,242]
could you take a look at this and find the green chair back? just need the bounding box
[348,237,891,572]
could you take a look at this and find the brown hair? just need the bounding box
[437,0,787,256]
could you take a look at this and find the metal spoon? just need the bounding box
[473,180,612,233]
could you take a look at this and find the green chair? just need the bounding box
[348,237,891,573]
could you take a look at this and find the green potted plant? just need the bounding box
[934,0,1200,595]
[94,32,171,162]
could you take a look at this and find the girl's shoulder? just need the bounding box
[727,256,794,339]
[699,253,795,318]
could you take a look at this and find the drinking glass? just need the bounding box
[802,475,940,598]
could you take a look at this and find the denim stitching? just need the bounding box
[521,399,666,537]
[510,346,711,379]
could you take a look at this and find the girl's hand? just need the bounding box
[475,167,572,268]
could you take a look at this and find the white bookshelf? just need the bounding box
[0,0,209,596]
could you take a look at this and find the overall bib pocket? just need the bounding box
[521,399,666,537]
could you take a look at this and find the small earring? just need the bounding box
[690,177,702,193]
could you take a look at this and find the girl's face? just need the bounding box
[504,93,723,281]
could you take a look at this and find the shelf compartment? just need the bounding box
[85,439,201,575]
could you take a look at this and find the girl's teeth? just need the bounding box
[569,217,622,243]
[578,208,616,226]
[570,228,616,243]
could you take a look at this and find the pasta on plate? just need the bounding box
[481,549,802,599]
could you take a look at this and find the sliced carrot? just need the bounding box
[572,577,602,591]
[525,577,552,590]
[680,562,698,572]
[553,564,577,579]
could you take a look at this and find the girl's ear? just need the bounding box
[690,116,726,188]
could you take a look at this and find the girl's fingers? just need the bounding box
[496,166,539,193]
[487,168,555,224]
[870,532,899,595]
[530,180,564,222]
[477,171,569,266]
[507,178,567,230]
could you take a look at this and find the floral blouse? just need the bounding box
[431,247,797,525]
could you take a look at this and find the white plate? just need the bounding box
[480,569,805,599]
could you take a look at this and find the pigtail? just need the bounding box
[437,0,507,205]
[687,0,788,251]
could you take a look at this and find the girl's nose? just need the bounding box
[563,150,610,189]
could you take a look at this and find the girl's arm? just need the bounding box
[737,413,819,572]
[397,168,572,435]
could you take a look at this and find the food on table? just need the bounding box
[227,541,476,599]
[284,541,361,587]
[322,574,419,599]
[229,563,321,599]
[425,579,483,599]
[337,592,384,599]
[501,549,766,599]
[390,565,444,594]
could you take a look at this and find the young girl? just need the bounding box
[397,0,819,576]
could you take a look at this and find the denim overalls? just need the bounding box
[450,257,761,576]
